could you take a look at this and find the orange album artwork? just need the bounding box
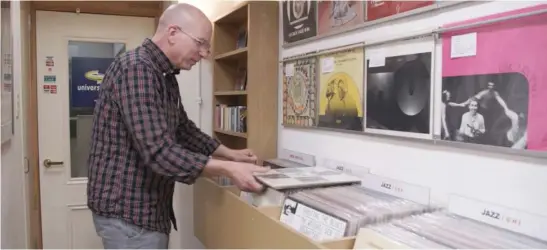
[366,0,434,21]
[317,1,365,36]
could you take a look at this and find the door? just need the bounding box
[36,11,154,248]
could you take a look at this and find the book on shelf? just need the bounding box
[236,27,247,49]
[214,104,247,133]
[234,62,247,91]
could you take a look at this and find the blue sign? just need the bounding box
[70,57,114,108]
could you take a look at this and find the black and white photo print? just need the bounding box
[440,73,529,148]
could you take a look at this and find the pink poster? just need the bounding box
[440,4,547,151]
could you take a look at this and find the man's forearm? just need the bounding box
[212,145,234,161]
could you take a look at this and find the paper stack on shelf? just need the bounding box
[360,211,547,249]
[279,185,435,241]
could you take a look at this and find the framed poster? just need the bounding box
[366,1,434,21]
[317,1,364,36]
[283,56,318,127]
[282,0,317,44]
[365,39,434,139]
[318,47,364,131]
[440,4,547,151]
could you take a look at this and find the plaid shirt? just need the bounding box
[87,38,220,234]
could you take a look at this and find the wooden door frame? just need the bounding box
[26,1,173,248]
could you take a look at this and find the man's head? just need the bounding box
[152,3,212,70]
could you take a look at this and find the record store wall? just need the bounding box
[277,1,547,217]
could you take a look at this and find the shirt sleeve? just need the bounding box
[176,109,220,156]
[115,62,207,184]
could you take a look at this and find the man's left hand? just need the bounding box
[230,149,258,163]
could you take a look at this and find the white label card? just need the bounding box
[368,50,386,68]
[322,158,370,179]
[285,63,294,77]
[360,173,430,205]
[279,198,347,241]
[279,149,316,166]
[321,57,334,73]
[450,32,477,58]
[448,195,547,241]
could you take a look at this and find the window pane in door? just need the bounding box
[68,41,126,178]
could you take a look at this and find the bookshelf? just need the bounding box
[212,1,279,163]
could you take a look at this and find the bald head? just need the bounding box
[157,3,210,34]
[152,3,212,70]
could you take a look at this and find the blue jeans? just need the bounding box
[92,213,169,249]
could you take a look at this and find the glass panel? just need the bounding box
[1,1,14,144]
[68,41,126,178]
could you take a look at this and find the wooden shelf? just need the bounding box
[214,128,248,138]
[214,90,247,96]
[214,47,248,61]
[193,178,356,249]
[211,1,278,161]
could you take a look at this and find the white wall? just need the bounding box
[1,1,30,248]
[278,1,547,217]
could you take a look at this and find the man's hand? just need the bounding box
[229,148,258,163]
[226,162,269,193]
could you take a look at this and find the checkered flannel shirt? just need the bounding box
[87,38,220,234]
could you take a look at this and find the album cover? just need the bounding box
[254,166,361,190]
[365,1,434,21]
[440,4,547,151]
[282,0,317,44]
[366,52,432,134]
[318,47,364,131]
[283,57,317,127]
[317,1,364,35]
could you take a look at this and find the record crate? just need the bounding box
[193,177,357,249]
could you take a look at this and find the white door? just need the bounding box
[36,11,155,249]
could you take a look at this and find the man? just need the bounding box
[87,3,268,249]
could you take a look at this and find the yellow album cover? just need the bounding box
[318,47,364,131]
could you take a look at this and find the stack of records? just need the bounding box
[361,211,547,248]
[263,158,312,169]
[254,166,362,190]
[279,185,433,241]
[243,166,361,207]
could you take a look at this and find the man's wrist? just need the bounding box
[203,158,233,177]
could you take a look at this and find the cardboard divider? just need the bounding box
[193,177,355,249]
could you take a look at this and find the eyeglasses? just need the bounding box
[174,26,211,56]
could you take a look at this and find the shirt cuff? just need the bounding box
[182,154,210,185]
[203,138,221,156]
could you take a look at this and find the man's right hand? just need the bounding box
[226,162,270,193]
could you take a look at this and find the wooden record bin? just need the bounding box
[211,0,278,163]
[193,177,356,249]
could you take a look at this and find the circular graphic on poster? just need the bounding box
[321,72,361,118]
[292,1,305,19]
[287,70,311,115]
[395,57,430,116]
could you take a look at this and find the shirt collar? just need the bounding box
[142,38,180,75]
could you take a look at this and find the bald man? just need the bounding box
[87,4,268,249]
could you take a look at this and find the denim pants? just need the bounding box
[92,213,169,249]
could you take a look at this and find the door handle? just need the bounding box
[43,159,64,168]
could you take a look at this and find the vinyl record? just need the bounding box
[394,57,430,116]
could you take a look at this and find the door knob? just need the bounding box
[43,159,64,168]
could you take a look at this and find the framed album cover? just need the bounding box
[282,0,317,44]
[365,1,434,21]
[440,4,547,151]
[317,1,364,36]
